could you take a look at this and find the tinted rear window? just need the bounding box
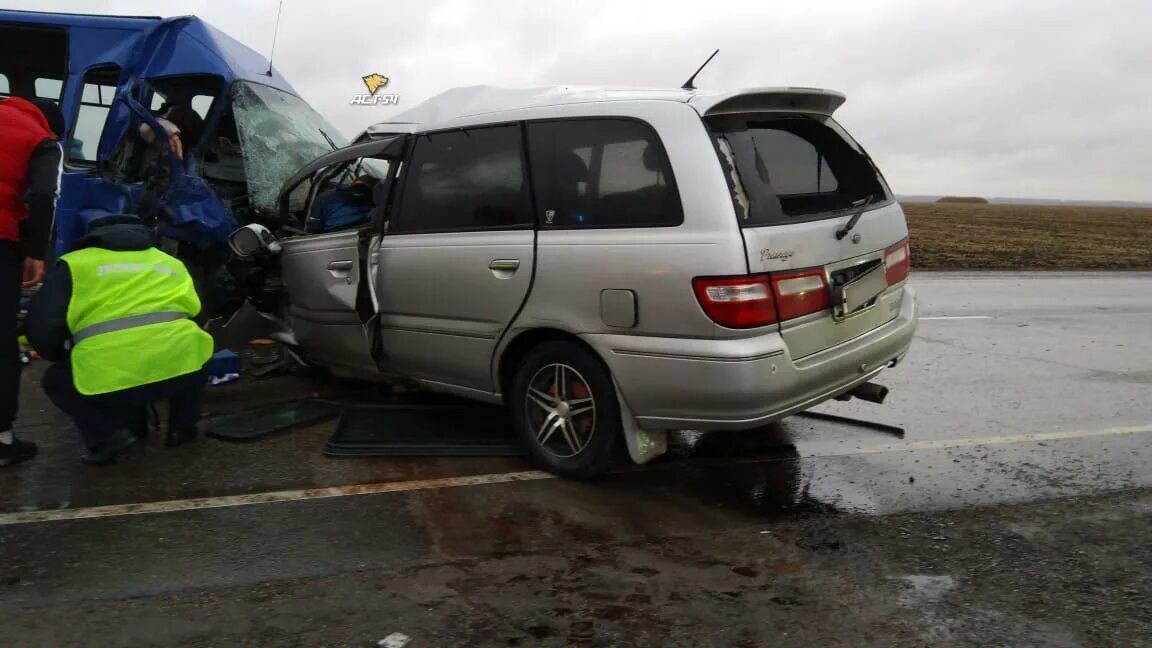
[527,119,682,228]
[708,115,888,227]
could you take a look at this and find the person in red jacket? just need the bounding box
[0,96,64,467]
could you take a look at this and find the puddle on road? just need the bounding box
[612,421,1152,522]
[893,574,958,607]
[616,425,850,517]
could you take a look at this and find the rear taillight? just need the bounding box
[770,268,831,321]
[885,239,911,285]
[693,267,831,329]
[692,275,777,328]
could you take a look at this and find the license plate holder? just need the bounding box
[838,264,888,316]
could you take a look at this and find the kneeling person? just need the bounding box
[27,215,213,464]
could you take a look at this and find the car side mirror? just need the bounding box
[228,223,281,258]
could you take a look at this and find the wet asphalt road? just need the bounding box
[0,271,1150,643]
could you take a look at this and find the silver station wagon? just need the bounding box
[226,85,919,478]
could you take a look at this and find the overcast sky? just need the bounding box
[9,0,1152,201]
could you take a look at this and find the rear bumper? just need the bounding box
[585,286,918,430]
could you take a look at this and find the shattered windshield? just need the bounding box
[231,81,347,214]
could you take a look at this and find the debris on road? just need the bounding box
[205,398,340,442]
[377,632,411,648]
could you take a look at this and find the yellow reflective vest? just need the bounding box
[60,246,213,395]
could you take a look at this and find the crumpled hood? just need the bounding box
[74,222,154,252]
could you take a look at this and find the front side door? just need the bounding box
[375,124,536,393]
[275,138,408,376]
[280,228,378,375]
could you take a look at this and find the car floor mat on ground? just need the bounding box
[317,387,473,409]
[206,399,342,442]
[325,403,524,457]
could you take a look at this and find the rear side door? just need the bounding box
[374,124,536,393]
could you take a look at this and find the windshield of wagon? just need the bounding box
[708,114,889,227]
[231,81,347,214]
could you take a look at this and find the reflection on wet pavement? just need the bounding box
[0,272,1148,544]
[3,272,1150,644]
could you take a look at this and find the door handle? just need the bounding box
[489,259,520,279]
[489,259,520,272]
[328,260,354,283]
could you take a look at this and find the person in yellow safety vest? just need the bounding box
[27,214,214,465]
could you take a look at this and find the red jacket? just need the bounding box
[0,97,57,244]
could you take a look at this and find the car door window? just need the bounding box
[304,158,392,234]
[392,125,532,233]
[527,119,682,228]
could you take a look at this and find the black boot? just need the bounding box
[0,437,37,467]
[80,429,137,466]
[164,426,198,447]
[130,407,150,443]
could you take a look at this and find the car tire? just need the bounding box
[509,341,625,480]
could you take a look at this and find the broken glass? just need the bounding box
[231,81,347,216]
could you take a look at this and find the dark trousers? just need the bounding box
[0,241,23,432]
[42,364,205,449]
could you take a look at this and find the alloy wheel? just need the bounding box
[524,362,597,458]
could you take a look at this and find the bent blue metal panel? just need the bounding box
[0,10,296,139]
[1,10,298,254]
[0,10,293,86]
[140,19,298,94]
[0,10,156,139]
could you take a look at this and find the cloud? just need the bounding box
[7,0,1150,200]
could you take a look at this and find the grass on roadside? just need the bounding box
[903,203,1152,270]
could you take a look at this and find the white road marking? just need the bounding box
[919,315,993,320]
[1,424,1150,527]
[0,470,554,527]
[801,424,1152,458]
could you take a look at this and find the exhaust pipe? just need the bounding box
[849,381,889,404]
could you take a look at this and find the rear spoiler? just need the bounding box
[690,87,847,117]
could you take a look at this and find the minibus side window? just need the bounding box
[0,24,68,100]
[34,78,63,102]
[69,66,121,165]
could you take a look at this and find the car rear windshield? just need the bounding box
[707,114,889,227]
